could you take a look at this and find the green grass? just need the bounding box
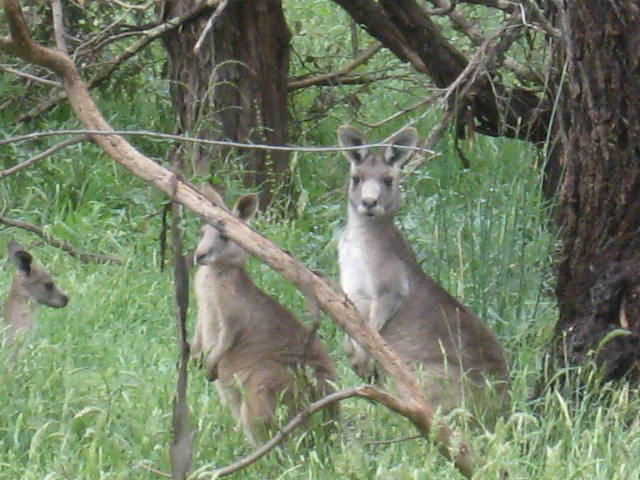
[2,131,639,480]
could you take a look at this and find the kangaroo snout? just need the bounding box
[49,294,69,308]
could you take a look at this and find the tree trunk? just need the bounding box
[548,1,640,386]
[161,0,291,206]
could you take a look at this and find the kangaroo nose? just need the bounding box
[362,198,377,209]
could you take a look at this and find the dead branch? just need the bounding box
[0,2,483,477]
[50,0,68,54]
[288,42,383,91]
[17,1,213,122]
[169,194,194,479]
[0,135,86,180]
[0,216,122,265]
[197,386,417,479]
[0,64,59,86]
[427,0,544,85]
[193,0,225,54]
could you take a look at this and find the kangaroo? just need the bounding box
[3,241,69,344]
[337,125,509,413]
[192,185,338,445]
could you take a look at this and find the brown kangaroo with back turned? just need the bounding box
[191,185,338,445]
[336,125,509,416]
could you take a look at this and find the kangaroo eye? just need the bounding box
[351,176,361,186]
[383,177,394,187]
[44,282,54,291]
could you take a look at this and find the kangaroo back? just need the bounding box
[4,241,69,343]
[192,186,338,445]
[337,126,508,415]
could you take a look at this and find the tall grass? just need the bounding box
[3,125,640,479]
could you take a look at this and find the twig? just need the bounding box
[0,135,86,179]
[359,92,442,129]
[137,461,171,478]
[366,434,422,446]
[111,0,155,10]
[193,0,225,54]
[18,2,214,122]
[288,43,383,91]
[0,64,60,86]
[0,216,122,265]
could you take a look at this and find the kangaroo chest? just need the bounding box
[338,222,410,309]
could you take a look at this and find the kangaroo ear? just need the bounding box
[200,182,225,206]
[8,241,33,276]
[384,128,418,167]
[233,194,259,223]
[337,125,369,164]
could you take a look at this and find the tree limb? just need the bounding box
[288,42,383,91]
[198,386,417,479]
[0,2,484,477]
[18,1,214,122]
[331,0,552,142]
[0,135,87,179]
[0,216,122,265]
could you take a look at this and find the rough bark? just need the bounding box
[161,0,290,206]
[550,1,640,385]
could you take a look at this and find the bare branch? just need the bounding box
[18,2,214,122]
[50,0,68,54]
[193,0,225,54]
[288,42,383,91]
[197,386,416,479]
[0,64,60,86]
[0,135,86,180]
[0,216,122,265]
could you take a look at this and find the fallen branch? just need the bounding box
[197,386,434,479]
[0,216,122,265]
[0,2,483,477]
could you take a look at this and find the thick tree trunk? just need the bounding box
[161,0,291,206]
[549,2,640,385]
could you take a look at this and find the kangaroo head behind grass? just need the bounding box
[3,241,69,344]
[191,184,338,446]
[337,125,509,417]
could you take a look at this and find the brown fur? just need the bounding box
[3,241,68,344]
[337,126,509,414]
[192,186,338,445]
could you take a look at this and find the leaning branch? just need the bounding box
[198,386,415,479]
[0,2,482,477]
